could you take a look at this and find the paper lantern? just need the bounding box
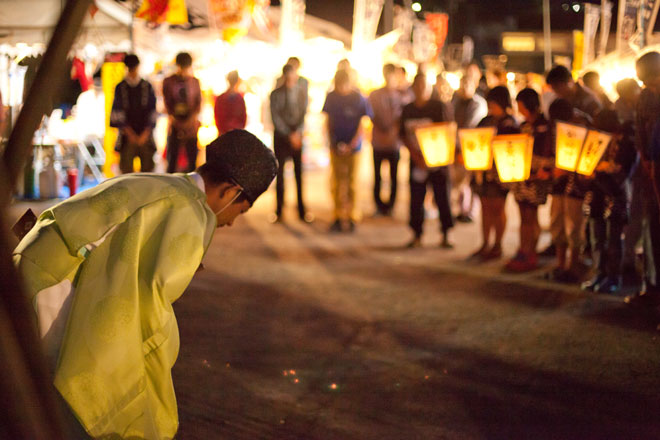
[414,121,457,167]
[458,127,496,170]
[555,121,588,172]
[555,121,612,175]
[491,134,534,182]
[576,130,612,175]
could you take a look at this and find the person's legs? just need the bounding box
[409,171,427,244]
[347,152,359,225]
[550,194,568,272]
[273,135,289,217]
[373,150,385,213]
[387,150,400,212]
[430,168,454,245]
[582,216,607,290]
[329,151,342,222]
[184,136,198,173]
[565,196,586,278]
[601,219,625,292]
[119,139,137,174]
[292,147,306,218]
[492,195,507,251]
[624,171,643,267]
[165,130,178,173]
[478,196,494,253]
[137,141,155,173]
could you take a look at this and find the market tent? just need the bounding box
[0,0,131,45]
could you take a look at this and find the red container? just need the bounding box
[67,168,78,197]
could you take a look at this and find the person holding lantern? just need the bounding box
[505,88,553,272]
[400,72,455,248]
[470,86,519,260]
[581,110,638,293]
[546,99,592,283]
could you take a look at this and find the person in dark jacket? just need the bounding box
[110,54,157,174]
[581,110,639,293]
[270,64,311,223]
[400,72,455,248]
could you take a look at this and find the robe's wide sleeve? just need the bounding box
[53,190,215,439]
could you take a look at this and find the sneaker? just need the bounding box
[440,233,453,249]
[581,274,606,291]
[482,245,502,261]
[268,213,283,224]
[300,212,315,224]
[594,277,622,294]
[329,220,342,233]
[539,243,556,258]
[468,245,488,260]
[406,237,422,248]
[347,220,356,233]
[456,214,473,223]
[506,252,538,272]
[440,238,454,249]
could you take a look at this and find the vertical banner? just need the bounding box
[598,0,613,57]
[412,21,435,62]
[352,0,384,51]
[583,3,601,66]
[101,62,125,177]
[425,13,449,57]
[280,0,306,46]
[573,30,584,72]
[619,0,658,51]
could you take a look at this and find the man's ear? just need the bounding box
[217,182,240,199]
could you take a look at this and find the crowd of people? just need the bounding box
[110,50,660,307]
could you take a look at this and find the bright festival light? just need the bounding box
[412,2,422,12]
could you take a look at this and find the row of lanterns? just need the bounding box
[414,121,613,182]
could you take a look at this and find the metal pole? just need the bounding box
[0,1,93,438]
[543,0,552,71]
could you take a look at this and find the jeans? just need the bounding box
[373,149,399,213]
[589,217,625,280]
[274,133,305,217]
[409,165,453,238]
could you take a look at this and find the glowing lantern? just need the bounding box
[458,127,496,170]
[414,121,457,167]
[576,130,612,175]
[555,121,612,175]
[555,121,588,172]
[491,134,534,182]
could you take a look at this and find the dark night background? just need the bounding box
[272,0,626,63]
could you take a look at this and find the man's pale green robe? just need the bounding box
[13,173,216,439]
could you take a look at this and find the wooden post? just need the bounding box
[0,0,94,438]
